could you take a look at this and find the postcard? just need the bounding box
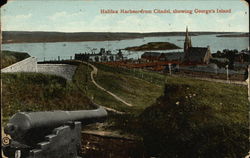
[1,0,249,158]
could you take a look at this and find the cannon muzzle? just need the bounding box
[5,106,107,143]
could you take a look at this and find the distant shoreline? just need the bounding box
[216,33,249,38]
[3,31,246,44]
[2,38,137,44]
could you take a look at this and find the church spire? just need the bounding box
[189,31,192,47]
[185,26,191,44]
[184,26,192,54]
[185,26,189,39]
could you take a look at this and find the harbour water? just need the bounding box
[2,34,249,61]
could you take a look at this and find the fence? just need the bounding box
[176,65,245,81]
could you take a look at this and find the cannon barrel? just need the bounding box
[5,106,107,142]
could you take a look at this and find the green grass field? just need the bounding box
[2,58,248,157]
[94,66,165,108]
[83,63,248,157]
[91,63,248,118]
[140,76,248,157]
[73,62,167,113]
[73,63,130,112]
[2,72,93,123]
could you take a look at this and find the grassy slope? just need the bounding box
[72,62,167,137]
[85,63,248,157]
[74,63,166,112]
[2,58,248,156]
[1,50,30,68]
[2,72,93,123]
[89,63,248,121]
[4,60,247,124]
[73,63,164,113]
[73,63,130,112]
[95,68,164,108]
[163,76,248,122]
[140,76,248,157]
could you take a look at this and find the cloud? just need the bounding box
[15,14,32,20]
[48,11,67,20]
[2,10,248,32]
[2,13,32,31]
[114,14,166,32]
[84,14,172,32]
[215,11,247,24]
[2,13,32,22]
[207,11,248,32]
[171,14,195,31]
[55,21,86,32]
[48,11,85,21]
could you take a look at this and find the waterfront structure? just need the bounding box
[183,27,212,64]
[74,48,124,62]
[141,52,162,62]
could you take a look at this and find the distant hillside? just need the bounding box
[2,31,237,44]
[216,33,249,37]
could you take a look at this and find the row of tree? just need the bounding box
[212,49,250,69]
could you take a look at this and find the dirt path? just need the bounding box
[84,62,133,107]
[79,61,132,114]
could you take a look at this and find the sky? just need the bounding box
[1,0,249,32]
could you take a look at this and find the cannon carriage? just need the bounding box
[3,106,107,158]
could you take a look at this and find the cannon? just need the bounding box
[2,106,107,158]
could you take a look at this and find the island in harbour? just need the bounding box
[124,42,181,51]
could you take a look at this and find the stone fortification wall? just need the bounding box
[1,57,37,73]
[37,64,77,81]
[1,58,77,81]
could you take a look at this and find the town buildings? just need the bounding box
[141,27,212,64]
[141,52,183,62]
[74,48,124,62]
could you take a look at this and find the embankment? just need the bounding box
[1,57,37,73]
[1,57,77,81]
[37,64,77,81]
